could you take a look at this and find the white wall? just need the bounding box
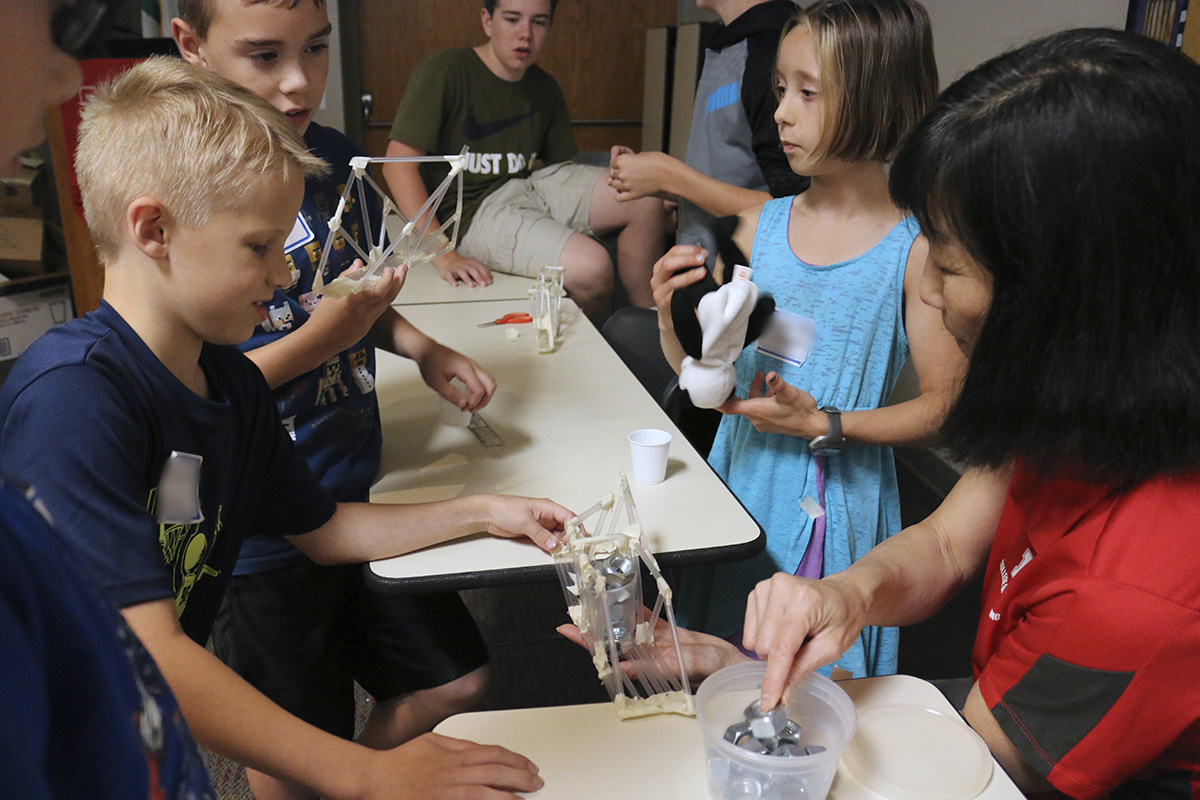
[313,0,347,132]
[677,1,1128,83]
[918,0,1128,84]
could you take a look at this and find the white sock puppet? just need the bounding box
[678,274,760,409]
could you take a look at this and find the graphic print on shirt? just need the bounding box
[316,355,350,406]
[349,348,375,395]
[988,546,1035,624]
[149,486,225,617]
[755,308,817,367]
[1000,547,1034,594]
[263,304,294,333]
[462,149,536,177]
[705,80,741,115]
[461,108,533,140]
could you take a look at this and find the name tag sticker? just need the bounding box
[755,309,816,367]
[799,496,825,519]
[156,451,204,525]
[285,213,315,253]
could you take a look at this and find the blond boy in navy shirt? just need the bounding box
[0,57,559,800]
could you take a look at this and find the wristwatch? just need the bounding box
[808,406,845,454]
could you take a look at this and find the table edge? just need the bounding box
[363,528,766,593]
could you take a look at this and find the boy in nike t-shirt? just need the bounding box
[382,0,669,321]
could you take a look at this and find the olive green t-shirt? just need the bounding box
[389,47,579,233]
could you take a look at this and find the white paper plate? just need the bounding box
[842,704,993,800]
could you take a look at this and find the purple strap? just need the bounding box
[793,455,826,579]
[726,458,827,658]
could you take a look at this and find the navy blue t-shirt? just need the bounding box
[0,477,215,799]
[235,122,383,575]
[0,302,337,643]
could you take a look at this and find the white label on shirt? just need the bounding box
[156,451,204,525]
[754,309,817,367]
[285,213,314,254]
[799,496,825,519]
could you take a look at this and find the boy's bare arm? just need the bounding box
[608,146,770,217]
[288,494,572,565]
[245,267,404,389]
[381,139,492,287]
[122,599,544,800]
[374,307,497,412]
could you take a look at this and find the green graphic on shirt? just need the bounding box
[148,488,224,617]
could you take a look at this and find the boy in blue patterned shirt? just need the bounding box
[171,2,509,799]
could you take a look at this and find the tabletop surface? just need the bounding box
[368,299,763,590]
[435,674,1024,800]
[392,262,537,305]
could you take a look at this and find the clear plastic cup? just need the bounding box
[540,265,566,318]
[528,283,558,353]
[628,428,671,484]
[696,662,856,800]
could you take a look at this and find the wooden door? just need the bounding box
[354,0,676,161]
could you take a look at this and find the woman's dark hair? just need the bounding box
[890,28,1200,484]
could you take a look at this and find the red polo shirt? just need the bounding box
[973,462,1200,798]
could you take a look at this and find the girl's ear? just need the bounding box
[126,197,170,260]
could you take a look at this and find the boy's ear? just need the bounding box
[480,6,493,38]
[171,18,207,67]
[127,197,170,260]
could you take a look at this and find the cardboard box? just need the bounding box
[0,275,72,364]
[0,214,44,276]
[0,165,38,215]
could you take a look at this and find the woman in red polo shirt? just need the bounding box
[733,27,1200,798]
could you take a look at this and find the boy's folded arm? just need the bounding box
[288,494,572,564]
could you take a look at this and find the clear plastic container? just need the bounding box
[696,662,855,800]
[528,283,558,353]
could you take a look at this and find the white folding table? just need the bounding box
[367,299,763,591]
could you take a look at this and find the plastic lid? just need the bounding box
[842,704,993,800]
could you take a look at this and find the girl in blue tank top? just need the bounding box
[651,0,966,677]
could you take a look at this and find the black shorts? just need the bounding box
[210,559,488,739]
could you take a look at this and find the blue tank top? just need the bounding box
[676,196,917,677]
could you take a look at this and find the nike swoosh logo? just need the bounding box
[461,109,534,140]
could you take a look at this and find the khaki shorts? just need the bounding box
[459,162,601,278]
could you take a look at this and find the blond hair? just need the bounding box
[781,0,938,163]
[75,56,328,261]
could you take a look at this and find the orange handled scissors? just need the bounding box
[477,312,532,328]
